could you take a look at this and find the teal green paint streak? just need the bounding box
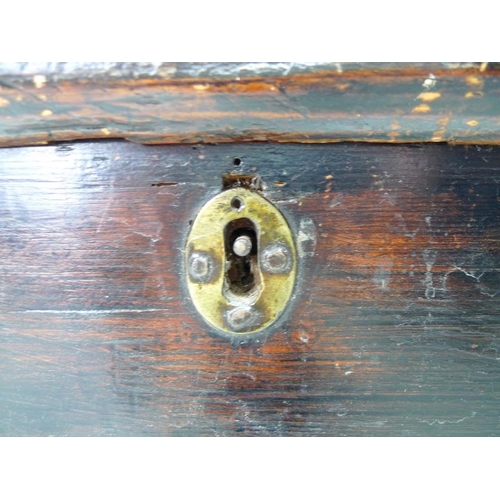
[1,72,500,146]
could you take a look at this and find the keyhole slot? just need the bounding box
[224,218,258,295]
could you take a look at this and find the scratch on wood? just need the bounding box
[421,412,477,425]
[15,308,172,315]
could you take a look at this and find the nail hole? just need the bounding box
[233,157,242,166]
[231,197,244,211]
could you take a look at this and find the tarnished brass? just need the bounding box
[185,187,296,335]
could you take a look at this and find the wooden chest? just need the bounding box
[1,63,499,436]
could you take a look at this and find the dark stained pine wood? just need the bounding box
[1,141,500,436]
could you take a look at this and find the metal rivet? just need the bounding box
[261,243,292,274]
[188,251,214,283]
[233,235,252,257]
[226,306,259,332]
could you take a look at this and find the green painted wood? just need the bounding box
[0,63,499,148]
[0,62,485,83]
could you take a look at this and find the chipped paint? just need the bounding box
[423,73,436,89]
[417,92,441,102]
[412,104,431,114]
[437,117,450,127]
[336,83,350,92]
[389,121,401,140]
[33,75,46,89]
[193,84,210,91]
[40,109,53,117]
[432,116,450,142]
[465,75,483,87]
[467,120,479,127]
[464,91,484,98]
[0,97,9,107]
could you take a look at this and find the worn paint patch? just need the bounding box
[193,84,210,91]
[465,91,483,98]
[465,75,483,87]
[437,117,450,127]
[432,116,450,141]
[40,109,53,117]
[0,97,9,107]
[101,128,111,136]
[388,121,401,141]
[467,120,479,127]
[297,217,317,258]
[335,83,350,92]
[412,104,431,114]
[417,92,441,102]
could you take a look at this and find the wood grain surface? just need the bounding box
[1,63,500,147]
[1,141,500,436]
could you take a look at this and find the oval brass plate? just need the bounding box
[185,188,297,335]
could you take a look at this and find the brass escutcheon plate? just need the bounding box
[185,187,297,335]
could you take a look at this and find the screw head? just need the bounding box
[260,243,292,274]
[188,251,215,283]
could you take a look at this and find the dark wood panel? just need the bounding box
[0,63,500,147]
[1,141,500,436]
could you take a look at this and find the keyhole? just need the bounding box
[224,218,258,294]
[185,186,297,335]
